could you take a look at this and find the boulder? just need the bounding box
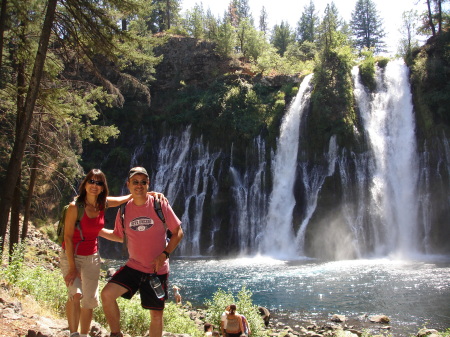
[330,314,346,322]
[417,328,440,337]
[368,315,390,323]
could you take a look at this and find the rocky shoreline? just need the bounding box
[0,225,446,337]
[0,288,445,337]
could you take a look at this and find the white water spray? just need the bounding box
[261,74,313,258]
[153,126,221,256]
[353,60,419,257]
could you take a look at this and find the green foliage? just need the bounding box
[410,31,450,135]
[0,243,26,285]
[214,20,237,58]
[204,287,265,337]
[376,57,389,68]
[309,41,357,153]
[164,302,203,336]
[359,49,376,91]
[150,76,294,143]
[296,0,319,44]
[0,242,67,314]
[184,3,206,39]
[271,21,295,56]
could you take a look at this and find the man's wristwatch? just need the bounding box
[162,250,170,259]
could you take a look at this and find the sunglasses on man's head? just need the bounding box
[132,180,148,186]
[87,179,104,186]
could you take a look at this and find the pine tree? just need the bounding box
[184,3,205,39]
[350,0,385,53]
[146,0,181,33]
[398,10,420,62]
[271,21,295,56]
[296,0,319,43]
[259,6,268,36]
[318,2,341,51]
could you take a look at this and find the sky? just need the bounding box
[179,0,429,55]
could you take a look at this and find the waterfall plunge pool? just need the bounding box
[168,256,450,336]
[104,255,450,336]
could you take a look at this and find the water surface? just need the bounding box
[167,256,450,336]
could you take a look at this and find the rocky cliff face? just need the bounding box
[152,35,228,90]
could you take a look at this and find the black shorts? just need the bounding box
[109,265,168,310]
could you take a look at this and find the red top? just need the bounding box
[63,210,105,256]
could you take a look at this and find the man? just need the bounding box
[101,167,183,337]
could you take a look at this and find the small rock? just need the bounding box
[417,329,439,337]
[331,314,346,322]
[368,315,390,323]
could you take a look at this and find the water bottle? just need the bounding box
[149,275,165,299]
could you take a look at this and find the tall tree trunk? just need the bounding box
[166,0,171,29]
[0,0,7,73]
[8,26,26,254]
[0,0,58,253]
[9,169,21,257]
[22,115,42,240]
[426,0,436,36]
[437,0,442,33]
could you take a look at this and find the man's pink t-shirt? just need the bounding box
[113,195,181,274]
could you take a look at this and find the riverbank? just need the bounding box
[1,224,448,337]
[0,284,446,337]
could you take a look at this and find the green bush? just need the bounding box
[359,50,376,92]
[204,287,266,336]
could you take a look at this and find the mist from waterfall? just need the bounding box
[260,74,313,258]
[353,60,419,257]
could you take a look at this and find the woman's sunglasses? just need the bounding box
[87,179,104,186]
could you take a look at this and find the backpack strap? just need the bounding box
[75,201,85,241]
[73,200,85,255]
[154,199,173,241]
[119,203,128,256]
[154,199,167,230]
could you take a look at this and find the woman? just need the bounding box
[60,169,163,337]
[224,304,245,337]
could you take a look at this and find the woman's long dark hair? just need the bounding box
[77,169,109,210]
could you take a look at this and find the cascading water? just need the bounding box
[109,62,447,260]
[295,135,338,255]
[153,126,221,256]
[260,74,313,258]
[229,136,268,254]
[352,60,420,257]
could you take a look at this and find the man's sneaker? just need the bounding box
[69,333,80,337]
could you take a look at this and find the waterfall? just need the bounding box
[229,136,268,254]
[336,151,371,258]
[295,136,338,255]
[153,126,221,256]
[260,74,313,258]
[353,60,419,257]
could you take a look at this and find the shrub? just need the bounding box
[359,49,376,91]
[204,287,266,336]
